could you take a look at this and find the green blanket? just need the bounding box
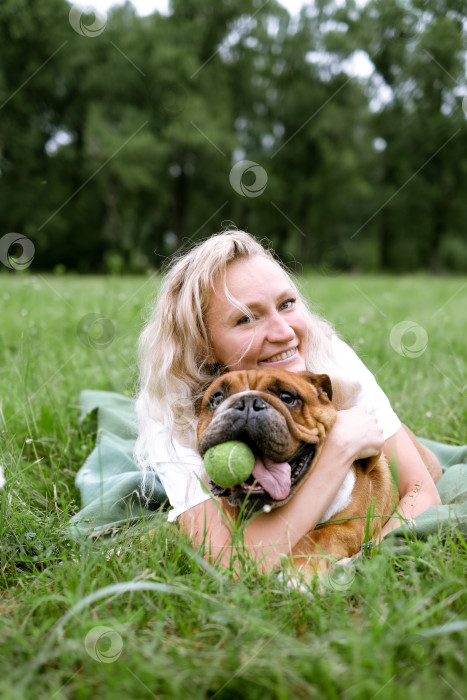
[70,390,167,539]
[70,390,467,546]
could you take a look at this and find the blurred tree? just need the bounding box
[0,0,77,267]
[266,4,375,268]
[341,0,467,271]
[0,0,465,272]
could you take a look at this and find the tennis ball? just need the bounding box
[204,440,255,487]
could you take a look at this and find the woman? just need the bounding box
[134,230,441,570]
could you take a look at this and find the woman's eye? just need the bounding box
[279,391,298,407]
[236,315,251,325]
[280,298,296,310]
[210,391,225,408]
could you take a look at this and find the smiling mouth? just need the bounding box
[261,347,297,363]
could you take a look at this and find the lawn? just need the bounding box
[0,271,465,699]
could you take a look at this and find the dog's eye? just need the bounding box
[279,391,298,407]
[209,391,225,408]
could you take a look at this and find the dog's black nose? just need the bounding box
[232,395,267,412]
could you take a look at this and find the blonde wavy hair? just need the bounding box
[134,230,360,467]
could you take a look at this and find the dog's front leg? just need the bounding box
[291,520,364,579]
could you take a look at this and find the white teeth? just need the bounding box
[264,348,295,363]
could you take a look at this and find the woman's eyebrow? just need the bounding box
[224,288,295,319]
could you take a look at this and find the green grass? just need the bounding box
[0,271,466,699]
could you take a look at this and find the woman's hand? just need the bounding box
[181,407,382,571]
[329,406,384,462]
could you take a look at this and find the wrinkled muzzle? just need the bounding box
[198,392,317,511]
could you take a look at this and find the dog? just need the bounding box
[197,368,399,579]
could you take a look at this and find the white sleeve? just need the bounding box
[331,335,401,440]
[143,419,211,523]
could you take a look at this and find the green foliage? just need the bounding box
[0,0,466,272]
[343,0,467,271]
[0,272,465,697]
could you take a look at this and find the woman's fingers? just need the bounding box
[330,407,384,461]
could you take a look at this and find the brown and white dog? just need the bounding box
[197,368,400,578]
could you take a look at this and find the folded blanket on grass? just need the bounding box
[70,390,467,549]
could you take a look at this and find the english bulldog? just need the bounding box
[197,368,399,578]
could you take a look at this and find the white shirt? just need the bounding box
[143,336,401,522]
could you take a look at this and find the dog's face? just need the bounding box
[197,369,336,511]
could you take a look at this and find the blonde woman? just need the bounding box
[134,230,441,570]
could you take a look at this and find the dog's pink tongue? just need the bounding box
[252,456,291,501]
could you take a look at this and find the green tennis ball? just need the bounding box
[204,440,255,488]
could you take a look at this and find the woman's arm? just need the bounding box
[180,406,385,571]
[377,426,442,540]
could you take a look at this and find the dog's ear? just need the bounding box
[300,372,333,403]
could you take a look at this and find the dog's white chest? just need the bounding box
[318,468,356,524]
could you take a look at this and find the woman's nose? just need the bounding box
[266,311,295,342]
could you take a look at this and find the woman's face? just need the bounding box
[206,255,308,372]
